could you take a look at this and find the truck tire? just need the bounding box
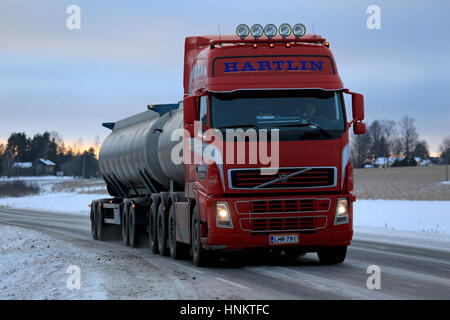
[128,204,137,248]
[122,203,129,246]
[168,205,189,260]
[96,204,104,241]
[157,202,169,256]
[149,202,159,254]
[317,246,347,265]
[191,205,210,267]
[90,202,97,240]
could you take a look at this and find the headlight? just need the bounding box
[250,24,264,39]
[264,24,277,38]
[334,198,349,225]
[293,23,306,38]
[278,23,292,38]
[216,201,233,228]
[236,24,250,39]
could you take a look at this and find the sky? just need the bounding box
[0,0,449,154]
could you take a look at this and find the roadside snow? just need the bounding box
[0,192,107,214]
[0,224,107,299]
[354,200,450,234]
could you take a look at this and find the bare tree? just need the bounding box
[379,119,397,166]
[351,132,372,168]
[439,136,450,164]
[398,116,418,160]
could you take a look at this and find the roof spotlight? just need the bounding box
[250,24,264,39]
[236,24,250,39]
[264,24,277,39]
[278,23,292,38]
[293,23,306,38]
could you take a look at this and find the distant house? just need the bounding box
[32,159,56,176]
[11,162,33,176]
[10,158,56,176]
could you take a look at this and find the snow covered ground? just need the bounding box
[0,192,108,214]
[0,224,196,300]
[0,176,108,213]
[354,200,450,234]
[0,224,107,299]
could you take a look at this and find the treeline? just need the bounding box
[351,116,450,168]
[0,131,99,177]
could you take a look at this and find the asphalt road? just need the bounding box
[0,207,449,299]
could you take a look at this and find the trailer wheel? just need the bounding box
[317,246,347,265]
[128,204,137,248]
[90,202,98,240]
[168,205,189,260]
[122,203,129,246]
[148,202,159,254]
[191,205,210,267]
[96,204,104,241]
[157,203,169,256]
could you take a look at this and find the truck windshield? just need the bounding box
[209,90,346,140]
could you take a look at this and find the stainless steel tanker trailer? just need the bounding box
[90,103,189,256]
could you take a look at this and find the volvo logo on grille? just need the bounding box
[279,174,289,182]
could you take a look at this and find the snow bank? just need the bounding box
[0,224,107,299]
[354,200,450,234]
[0,192,107,214]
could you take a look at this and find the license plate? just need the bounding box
[269,233,299,245]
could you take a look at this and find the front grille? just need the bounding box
[229,167,335,189]
[236,198,330,214]
[240,216,327,232]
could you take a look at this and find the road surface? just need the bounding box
[0,207,449,299]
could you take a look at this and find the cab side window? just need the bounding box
[199,96,208,126]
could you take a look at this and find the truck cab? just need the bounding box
[182,29,365,265]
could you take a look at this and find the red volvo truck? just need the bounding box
[90,24,366,266]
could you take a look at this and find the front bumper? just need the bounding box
[199,194,354,251]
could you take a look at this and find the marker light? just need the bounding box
[278,23,292,38]
[250,24,264,39]
[293,23,306,38]
[264,24,277,38]
[236,24,250,39]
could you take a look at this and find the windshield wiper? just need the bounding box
[215,124,259,130]
[277,122,332,137]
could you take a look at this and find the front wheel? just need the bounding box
[191,205,211,267]
[317,246,347,265]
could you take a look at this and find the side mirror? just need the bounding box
[344,89,364,121]
[352,93,364,121]
[353,121,366,135]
